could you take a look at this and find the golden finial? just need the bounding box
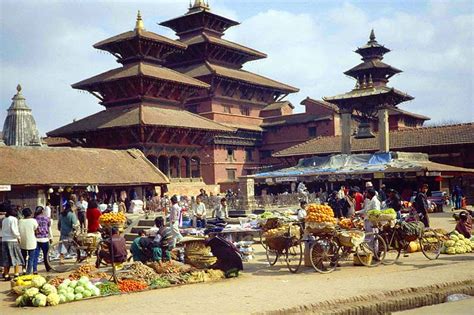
[354,77,360,90]
[16,84,22,93]
[361,75,367,89]
[369,29,376,42]
[368,74,374,87]
[191,0,210,10]
[135,10,145,31]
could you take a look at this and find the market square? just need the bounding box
[1,0,473,314]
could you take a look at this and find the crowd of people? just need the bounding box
[1,205,52,281]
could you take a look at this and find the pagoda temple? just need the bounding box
[48,12,234,185]
[161,0,298,184]
[323,30,414,154]
[2,85,42,147]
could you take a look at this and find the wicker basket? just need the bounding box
[305,222,336,236]
[265,236,296,251]
[260,218,281,231]
[100,222,125,233]
[338,230,365,248]
[353,252,373,266]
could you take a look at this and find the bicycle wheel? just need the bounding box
[265,247,279,266]
[356,232,386,267]
[47,240,81,272]
[419,228,442,260]
[260,232,267,250]
[381,231,402,265]
[285,240,303,273]
[310,238,338,274]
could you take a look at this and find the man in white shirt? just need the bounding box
[193,196,207,228]
[169,195,183,247]
[45,202,52,218]
[297,182,309,202]
[212,198,229,222]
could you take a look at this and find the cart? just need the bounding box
[263,222,303,273]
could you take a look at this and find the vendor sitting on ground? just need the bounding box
[130,229,147,262]
[145,217,174,262]
[211,198,229,224]
[455,211,472,239]
[96,227,127,267]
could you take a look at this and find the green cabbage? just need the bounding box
[74,286,85,294]
[74,293,83,300]
[58,283,68,291]
[65,292,75,302]
[455,246,465,254]
[25,287,40,298]
[78,276,90,285]
[32,293,47,307]
[40,283,57,296]
[15,295,30,307]
[455,241,464,247]
[445,240,455,247]
[92,286,101,296]
[450,235,459,242]
[31,277,47,288]
[83,290,92,298]
[59,294,67,304]
[446,247,456,255]
[458,234,465,240]
[69,280,78,288]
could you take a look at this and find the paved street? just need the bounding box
[1,213,473,314]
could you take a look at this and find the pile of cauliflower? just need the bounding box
[441,231,474,255]
[15,276,60,307]
[15,276,101,307]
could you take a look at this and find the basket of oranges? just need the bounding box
[305,204,337,234]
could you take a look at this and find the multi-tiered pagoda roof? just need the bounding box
[324,30,413,113]
[162,0,298,105]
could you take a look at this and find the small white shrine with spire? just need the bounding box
[2,84,42,146]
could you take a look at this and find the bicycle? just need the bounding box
[47,229,102,272]
[375,220,443,265]
[309,228,387,273]
[264,222,303,273]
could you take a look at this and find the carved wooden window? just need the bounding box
[227,148,235,161]
[223,105,232,113]
[245,149,253,161]
[226,169,236,181]
[240,106,250,116]
[308,126,317,137]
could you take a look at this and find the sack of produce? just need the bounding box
[400,221,424,241]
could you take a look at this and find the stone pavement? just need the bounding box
[1,213,472,314]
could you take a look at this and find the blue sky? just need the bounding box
[1,0,473,135]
